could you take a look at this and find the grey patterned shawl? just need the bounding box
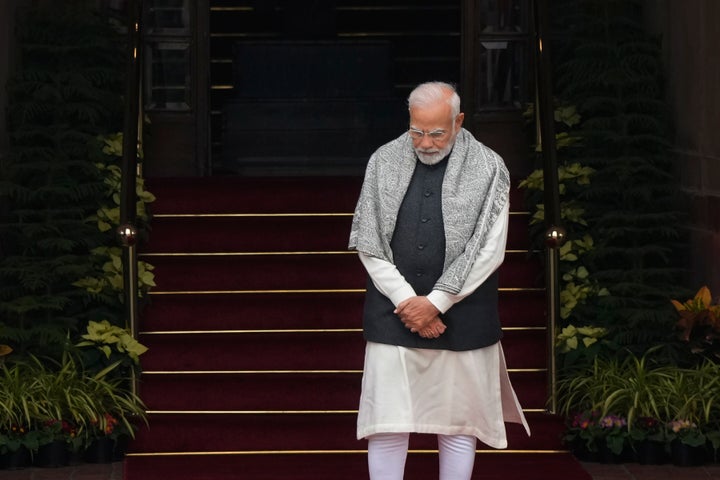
[348,128,510,294]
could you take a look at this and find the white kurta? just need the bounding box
[356,203,530,447]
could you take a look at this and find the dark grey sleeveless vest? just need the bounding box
[362,157,503,351]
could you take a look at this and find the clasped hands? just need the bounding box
[395,296,446,339]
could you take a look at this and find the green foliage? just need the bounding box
[551,0,688,350]
[73,132,156,314]
[556,324,612,371]
[520,103,609,345]
[558,349,720,451]
[0,354,147,453]
[521,0,691,364]
[76,320,149,376]
[0,2,126,360]
[0,2,152,458]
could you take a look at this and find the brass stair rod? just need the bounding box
[118,0,144,398]
[533,0,565,415]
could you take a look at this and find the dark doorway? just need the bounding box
[209,1,462,175]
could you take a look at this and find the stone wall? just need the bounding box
[644,0,720,294]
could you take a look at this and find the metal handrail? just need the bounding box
[533,0,565,414]
[117,0,144,397]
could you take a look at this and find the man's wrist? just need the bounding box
[426,290,452,314]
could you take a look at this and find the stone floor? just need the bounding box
[581,462,720,479]
[0,462,123,480]
[2,462,720,479]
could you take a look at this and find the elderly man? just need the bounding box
[349,82,529,480]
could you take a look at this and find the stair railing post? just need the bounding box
[117,0,144,399]
[533,0,565,415]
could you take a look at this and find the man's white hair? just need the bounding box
[407,81,461,118]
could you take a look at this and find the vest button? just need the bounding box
[421,217,429,223]
[417,244,425,250]
[424,191,432,197]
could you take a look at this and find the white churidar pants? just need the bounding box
[367,432,477,480]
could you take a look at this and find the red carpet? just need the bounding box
[124,176,591,479]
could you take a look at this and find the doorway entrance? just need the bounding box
[209,1,462,175]
[142,0,532,177]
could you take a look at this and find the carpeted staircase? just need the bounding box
[123,175,591,479]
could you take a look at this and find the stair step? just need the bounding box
[132,175,560,479]
[141,289,546,331]
[127,411,562,453]
[146,214,355,253]
[147,176,363,215]
[144,212,533,253]
[138,330,547,372]
[146,251,541,293]
[148,253,364,292]
[139,370,548,412]
[145,176,528,215]
[125,451,589,480]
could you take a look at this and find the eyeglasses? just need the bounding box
[408,127,449,141]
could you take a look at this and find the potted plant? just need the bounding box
[33,419,75,467]
[557,355,634,462]
[705,421,720,463]
[666,419,707,466]
[629,416,668,464]
[660,361,720,466]
[77,362,147,463]
[31,355,88,467]
[672,286,720,361]
[75,319,148,376]
[0,360,44,469]
[562,410,602,461]
[0,425,39,470]
[596,414,630,462]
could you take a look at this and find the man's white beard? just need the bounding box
[415,140,454,165]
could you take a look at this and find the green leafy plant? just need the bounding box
[0,353,147,456]
[555,324,608,369]
[76,319,148,369]
[660,361,720,440]
[548,0,688,353]
[629,416,666,445]
[520,98,612,341]
[0,1,126,361]
[562,411,629,455]
[558,349,720,460]
[563,409,602,453]
[73,131,156,330]
[667,419,706,448]
[78,362,148,447]
[74,246,156,303]
[35,419,78,448]
[598,414,629,455]
[0,424,42,455]
[92,132,155,233]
